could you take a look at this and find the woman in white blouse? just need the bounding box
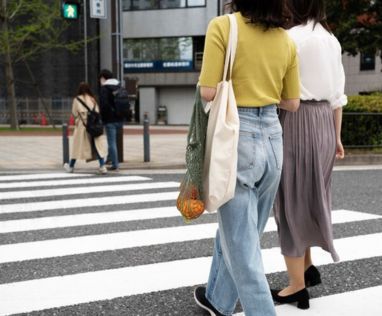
[271,0,347,309]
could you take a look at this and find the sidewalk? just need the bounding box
[0,126,188,171]
[1,125,382,171]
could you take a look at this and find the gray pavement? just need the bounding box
[0,170,381,315]
[0,126,188,171]
[1,124,382,171]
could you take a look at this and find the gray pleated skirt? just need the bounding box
[273,100,340,262]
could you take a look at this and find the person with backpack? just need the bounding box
[64,82,108,174]
[98,69,128,171]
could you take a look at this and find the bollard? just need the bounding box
[62,123,69,164]
[117,125,124,163]
[143,112,150,162]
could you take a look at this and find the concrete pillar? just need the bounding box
[139,87,157,124]
[99,1,113,71]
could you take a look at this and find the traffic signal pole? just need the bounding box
[84,0,88,82]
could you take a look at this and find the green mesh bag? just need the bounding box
[176,87,208,221]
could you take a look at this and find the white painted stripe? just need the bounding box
[330,209,382,224]
[0,173,92,182]
[0,206,179,233]
[234,286,382,316]
[334,165,382,171]
[0,257,211,316]
[0,208,379,235]
[0,191,179,214]
[0,213,381,263]
[0,176,151,189]
[0,233,382,315]
[0,182,180,200]
[0,223,217,263]
[265,209,382,233]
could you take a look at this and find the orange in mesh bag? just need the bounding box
[177,183,205,221]
[176,87,207,221]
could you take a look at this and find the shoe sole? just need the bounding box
[306,279,322,287]
[193,289,217,316]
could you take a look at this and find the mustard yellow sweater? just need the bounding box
[199,13,300,107]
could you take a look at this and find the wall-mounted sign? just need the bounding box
[124,60,193,72]
[90,0,107,19]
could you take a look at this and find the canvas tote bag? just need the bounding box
[203,14,240,212]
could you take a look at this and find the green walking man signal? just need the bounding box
[62,1,80,19]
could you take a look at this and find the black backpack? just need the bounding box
[76,97,104,138]
[112,86,132,121]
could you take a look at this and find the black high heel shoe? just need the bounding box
[305,265,322,287]
[271,288,310,310]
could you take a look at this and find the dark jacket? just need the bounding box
[99,79,123,124]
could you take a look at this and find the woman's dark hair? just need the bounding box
[77,82,95,98]
[285,0,331,32]
[228,0,285,29]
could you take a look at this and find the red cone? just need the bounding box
[40,113,47,126]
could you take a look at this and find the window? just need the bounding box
[360,53,376,71]
[124,37,194,72]
[123,0,206,11]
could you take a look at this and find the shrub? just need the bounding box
[342,94,382,148]
[345,93,382,113]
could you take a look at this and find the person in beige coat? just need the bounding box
[64,82,108,174]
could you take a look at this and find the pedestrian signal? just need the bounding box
[62,1,80,19]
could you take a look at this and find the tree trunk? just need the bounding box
[4,50,18,129]
[1,0,18,129]
[23,59,56,128]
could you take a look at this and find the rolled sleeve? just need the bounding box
[331,53,348,109]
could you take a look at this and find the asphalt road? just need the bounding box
[0,168,381,316]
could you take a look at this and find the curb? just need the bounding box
[334,154,382,166]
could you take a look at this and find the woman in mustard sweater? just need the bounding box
[193,1,300,315]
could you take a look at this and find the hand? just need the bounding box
[335,141,345,160]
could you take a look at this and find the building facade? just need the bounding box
[123,0,219,124]
[343,52,382,95]
[98,0,382,125]
[1,1,381,126]
[100,0,222,124]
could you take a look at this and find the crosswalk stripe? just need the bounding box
[0,257,210,316]
[0,191,179,214]
[0,206,179,233]
[0,182,180,200]
[0,212,380,263]
[0,172,380,316]
[265,210,381,233]
[0,173,92,182]
[0,223,217,263]
[0,208,379,238]
[0,233,381,315]
[234,286,382,316]
[0,176,151,189]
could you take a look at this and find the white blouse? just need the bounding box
[287,20,348,109]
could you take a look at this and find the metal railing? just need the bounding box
[0,98,73,125]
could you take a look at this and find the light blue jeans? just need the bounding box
[105,122,123,168]
[205,105,283,316]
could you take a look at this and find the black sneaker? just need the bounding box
[108,166,119,172]
[194,286,225,316]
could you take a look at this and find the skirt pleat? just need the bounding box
[273,101,339,262]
